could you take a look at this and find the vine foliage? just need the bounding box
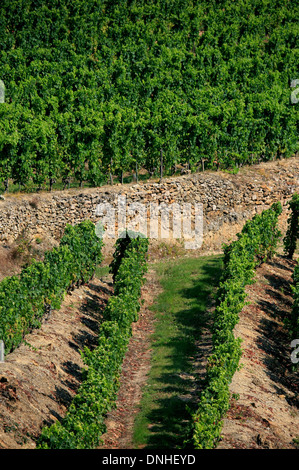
[37,232,149,449]
[283,193,299,260]
[189,202,282,449]
[0,220,103,354]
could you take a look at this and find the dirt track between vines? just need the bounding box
[96,253,299,450]
[97,267,163,449]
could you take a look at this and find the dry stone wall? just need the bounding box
[0,157,298,251]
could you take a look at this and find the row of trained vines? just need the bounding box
[284,193,299,342]
[0,220,103,354]
[189,201,283,449]
[284,193,299,260]
[37,231,149,449]
[0,0,298,192]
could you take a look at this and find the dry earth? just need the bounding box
[0,276,113,448]
[217,254,299,449]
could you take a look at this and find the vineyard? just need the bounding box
[0,191,298,449]
[0,0,299,454]
[0,0,298,192]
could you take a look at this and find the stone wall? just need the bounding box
[0,157,298,252]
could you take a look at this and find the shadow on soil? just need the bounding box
[255,255,299,409]
[51,278,113,423]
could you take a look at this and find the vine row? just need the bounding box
[189,201,282,449]
[0,0,298,192]
[37,232,149,449]
[0,220,103,354]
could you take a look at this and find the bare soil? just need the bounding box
[0,276,113,448]
[217,254,299,449]
[98,267,163,449]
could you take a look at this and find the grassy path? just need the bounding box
[132,254,223,449]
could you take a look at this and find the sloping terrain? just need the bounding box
[0,158,297,449]
[217,254,299,449]
[0,251,298,449]
[0,276,113,449]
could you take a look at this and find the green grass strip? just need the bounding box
[132,255,223,449]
